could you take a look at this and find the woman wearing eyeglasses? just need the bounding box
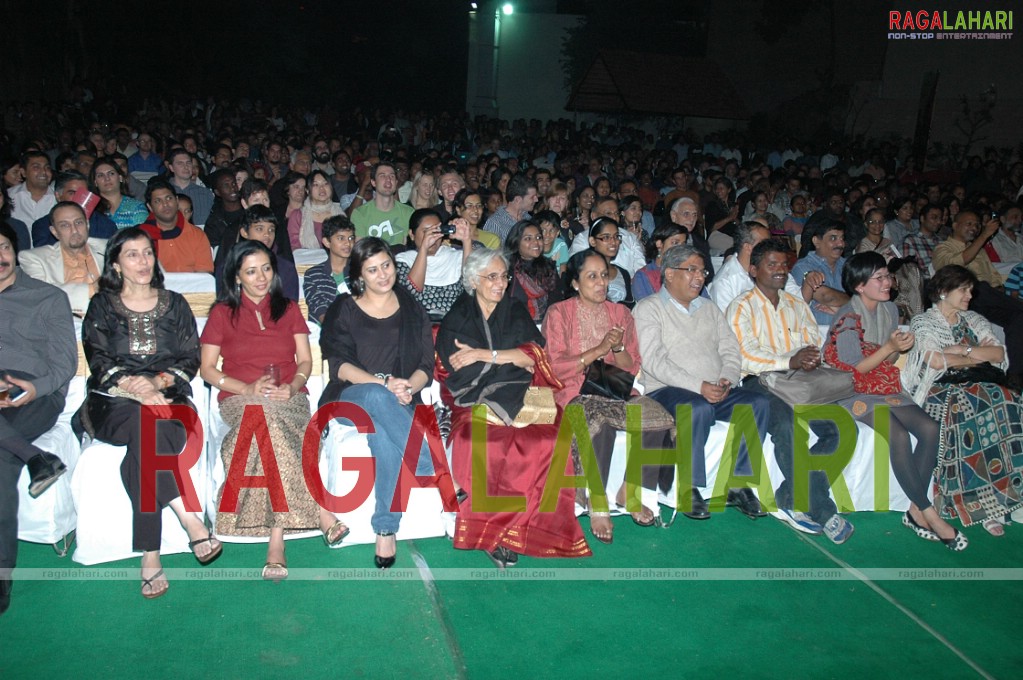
[824,252,962,550]
[588,218,634,308]
[452,188,500,250]
[542,249,675,543]
[436,248,591,567]
[505,219,565,323]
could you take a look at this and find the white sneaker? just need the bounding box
[771,508,824,535]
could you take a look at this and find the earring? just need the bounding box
[940,294,946,300]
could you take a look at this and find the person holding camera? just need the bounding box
[395,208,473,319]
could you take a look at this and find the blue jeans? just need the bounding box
[648,385,770,488]
[743,376,840,524]
[335,384,434,534]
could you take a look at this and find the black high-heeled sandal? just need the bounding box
[374,532,396,569]
[487,545,517,569]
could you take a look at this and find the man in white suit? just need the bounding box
[19,202,106,316]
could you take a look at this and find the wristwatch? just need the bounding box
[491,350,498,363]
[611,345,625,353]
[965,346,973,356]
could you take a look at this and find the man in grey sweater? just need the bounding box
[635,244,769,520]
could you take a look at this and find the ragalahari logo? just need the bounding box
[888,8,1013,40]
[136,402,898,517]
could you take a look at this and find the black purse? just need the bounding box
[935,362,1010,387]
[581,360,634,401]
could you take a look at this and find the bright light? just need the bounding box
[470,1,477,8]
[502,3,513,15]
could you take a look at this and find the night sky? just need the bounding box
[2,0,704,111]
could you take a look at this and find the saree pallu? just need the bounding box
[215,393,320,536]
[925,381,1023,527]
[450,406,591,558]
[567,394,676,507]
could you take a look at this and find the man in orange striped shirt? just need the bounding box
[726,239,856,544]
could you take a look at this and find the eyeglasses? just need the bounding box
[669,266,710,277]
[594,233,623,242]
[462,203,483,210]
[865,219,884,225]
[869,273,893,282]
[479,272,512,283]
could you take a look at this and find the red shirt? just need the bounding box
[201,296,309,403]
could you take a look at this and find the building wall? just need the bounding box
[493,12,581,122]
[851,36,1023,151]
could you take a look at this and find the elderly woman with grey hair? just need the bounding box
[436,248,592,567]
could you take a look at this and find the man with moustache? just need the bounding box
[19,202,106,315]
[727,239,854,542]
[902,204,945,276]
[9,151,56,227]
[30,171,117,247]
[312,138,334,175]
[790,220,851,324]
[0,221,78,615]
[330,150,357,199]
[138,179,214,273]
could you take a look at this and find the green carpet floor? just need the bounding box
[2,511,1020,679]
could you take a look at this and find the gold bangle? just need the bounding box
[296,371,309,381]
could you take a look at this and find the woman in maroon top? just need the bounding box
[200,240,349,582]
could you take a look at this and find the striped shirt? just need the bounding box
[726,286,821,376]
[1005,262,1023,295]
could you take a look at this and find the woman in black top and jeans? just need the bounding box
[319,237,436,568]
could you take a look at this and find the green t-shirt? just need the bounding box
[351,201,414,246]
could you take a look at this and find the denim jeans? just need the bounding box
[743,376,841,524]
[335,383,435,534]
[648,385,770,488]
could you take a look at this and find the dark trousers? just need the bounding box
[648,385,770,488]
[743,376,840,524]
[971,281,1023,379]
[0,392,65,570]
[91,400,190,552]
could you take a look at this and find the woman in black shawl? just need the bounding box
[436,248,591,568]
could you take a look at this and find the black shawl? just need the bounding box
[436,292,544,421]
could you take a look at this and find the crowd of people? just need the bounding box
[2,102,1023,613]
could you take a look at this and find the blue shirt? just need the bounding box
[790,251,846,324]
[127,152,163,174]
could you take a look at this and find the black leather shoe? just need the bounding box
[727,488,767,519]
[27,453,67,499]
[681,488,711,520]
[0,576,10,615]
